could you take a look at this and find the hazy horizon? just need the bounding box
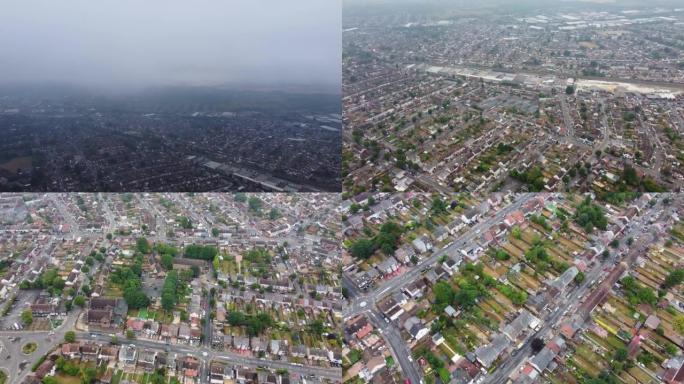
[0,0,341,92]
[343,0,684,14]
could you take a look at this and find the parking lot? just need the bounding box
[0,290,41,330]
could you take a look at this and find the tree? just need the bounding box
[663,269,684,290]
[574,197,608,233]
[136,237,150,254]
[614,347,628,362]
[64,330,76,343]
[73,295,86,307]
[126,330,135,339]
[499,285,527,305]
[509,167,545,191]
[350,238,375,259]
[373,221,403,256]
[150,370,166,384]
[430,197,448,215]
[453,287,479,309]
[154,243,178,257]
[177,216,192,229]
[673,314,684,335]
[638,351,654,366]
[211,228,219,237]
[227,311,273,336]
[565,85,575,94]
[531,337,545,353]
[21,309,33,325]
[622,165,639,186]
[161,270,180,311]
[666,343,679,356]
[161,254,174,270]
[268,208,281,220]
[433,281,455,311]
[636,287,657,306]
[308,320,325,335]
[492,249,510,261]
[574,271,585,284]
[55,357,80,376]
[123,287,149,309]
[184,244,218,260]
[248,196,263,215]
[81,366,97,384]
[52,278,65,290]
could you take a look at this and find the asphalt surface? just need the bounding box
[0,310,79,384]
[79,331,341,381]
[366,309,421,384]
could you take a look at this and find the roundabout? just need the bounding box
[21,341,37,355]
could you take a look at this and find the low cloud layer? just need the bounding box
[0,0,341,91]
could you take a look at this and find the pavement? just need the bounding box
[366,309,421,384]
[0,310,79,384]
[0,306,341,384]
[78,331,340,381]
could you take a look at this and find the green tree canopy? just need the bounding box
[64,330,76,343]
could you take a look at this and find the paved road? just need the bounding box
[598,99,611,151]
[560,95,575,139]
[78,331,341,381]
[0,311,79,384]
[367,309,421,384]
[0,312,340,383]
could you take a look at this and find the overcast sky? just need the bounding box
[0,0,341,92]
